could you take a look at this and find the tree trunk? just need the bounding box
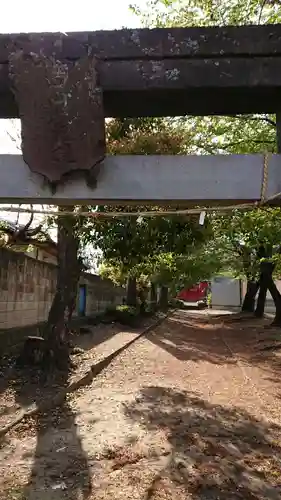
[159,285,169,311]
[138,289,147,315]
[126,276,137,307]
[255,272,267,318]
[254,261,280,322]
[150,282,157,310]
[267,275,281,326]
[43,207,81,369]
[242,280,259,313]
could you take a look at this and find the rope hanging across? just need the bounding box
[260,152,269,204]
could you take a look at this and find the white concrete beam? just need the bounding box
[0,154,279,205]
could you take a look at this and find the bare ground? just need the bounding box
[0,320,151,429]
[0,310,281,499]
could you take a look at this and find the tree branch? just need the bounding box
[258,0,268,24]
[15,204,21,227]
[194,139,275,152]
[27,225,43,237]
[23,208,34,232]
[219,139,275,149]
[229,114,276,128]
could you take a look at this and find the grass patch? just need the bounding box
[104,304,156,327]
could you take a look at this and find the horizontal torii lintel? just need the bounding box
[1,25,281,117]
[1,24,281,62]
[0,154,280,205]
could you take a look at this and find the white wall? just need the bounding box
[211,277,242,308]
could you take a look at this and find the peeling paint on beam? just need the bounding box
[1,24,281,62]
[0,154,280,205]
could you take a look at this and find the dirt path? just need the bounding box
[0,321,150,429]
[1,310,281,499]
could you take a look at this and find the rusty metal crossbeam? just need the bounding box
[1,24,281,117]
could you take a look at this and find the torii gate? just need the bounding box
[0,24,281,205]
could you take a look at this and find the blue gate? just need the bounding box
[78,285,87,316]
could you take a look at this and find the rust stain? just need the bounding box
[9,50,106,186]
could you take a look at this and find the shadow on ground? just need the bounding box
[146,312,232,365]
[9,367,92,500]
[124,385,281,499]
[0,319,158,499]
[146,311,281,388]
[0,321,125,419]
[73,322,125,352]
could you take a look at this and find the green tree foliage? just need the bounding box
[92,211,206,270]
[213,208,281,278]
[129,0,281,319]
[130,0,279,155]
[84,118,211,302]
[131,0,281,28]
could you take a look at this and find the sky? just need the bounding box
[0,0,146,227]
[0,0,143,33]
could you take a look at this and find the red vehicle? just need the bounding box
[177,281,209,308]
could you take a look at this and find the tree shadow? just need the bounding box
[146,312,281,383]
[145,312,234,365]
[13,367,92,500]
[73,322,125,352]
[0,321,125,420]
[124,385,281,499]
[73,316,152,353]
[0,352,81,425]
[0,353,49,423]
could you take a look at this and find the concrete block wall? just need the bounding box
[0,247,125,331]
[0,248,57,329]
[79,274,125,316]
